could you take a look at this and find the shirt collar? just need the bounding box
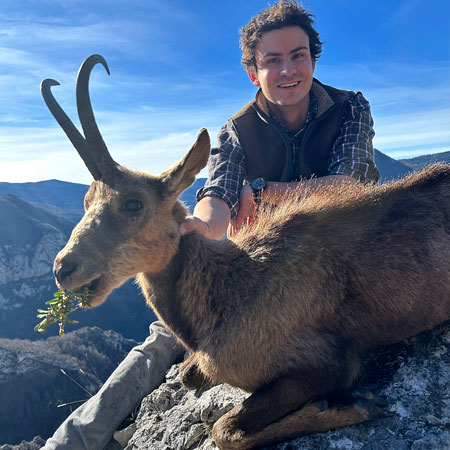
[266,93,318,137]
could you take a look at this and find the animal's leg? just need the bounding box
[214,395,388,450]
[212,344,367,450]
[212,374,317,450]
[179,353,207,390]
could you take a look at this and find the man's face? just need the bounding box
[249,26,316,108]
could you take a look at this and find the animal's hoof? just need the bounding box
[179,357,207,390]
[354,397,392,420]
[352,388,389,407]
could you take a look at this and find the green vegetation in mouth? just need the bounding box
[34,287,92,337]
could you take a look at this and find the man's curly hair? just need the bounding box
[240,0,323,71]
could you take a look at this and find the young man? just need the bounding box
[43,2,378,449]
[181,0,378,240]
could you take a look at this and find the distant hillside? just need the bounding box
[0,327,137,444]
[0,180,88,223]
[0,194,74,249]
[400,150,450,172]
[374,149,411,182]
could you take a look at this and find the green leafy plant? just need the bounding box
[35,287,92,337]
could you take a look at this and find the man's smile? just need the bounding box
[278,81,301,89]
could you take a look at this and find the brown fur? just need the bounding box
[45,56,450,450]
[54,152,450,448]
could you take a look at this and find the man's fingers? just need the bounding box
[228,220,238,237]
[232,215,243,232]
[180,217,197,235]
[229,214,254,236]
[180,217,210,237]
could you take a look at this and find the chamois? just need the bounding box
[42,54,450,450]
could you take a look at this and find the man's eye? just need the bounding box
[122,199,144,213]
[267,58,280,65]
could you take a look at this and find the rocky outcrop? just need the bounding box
[0,233,68,285]
[0,194,73,285]
[0,193,74,335]
[122,322,450,449]
[0,327,138,446]
[0,436,46,450]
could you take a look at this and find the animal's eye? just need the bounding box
[121,199,144,213]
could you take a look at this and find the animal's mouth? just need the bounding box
[76,275,109,306]
[86,276,102,293]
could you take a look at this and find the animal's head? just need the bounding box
[41,54,210,306]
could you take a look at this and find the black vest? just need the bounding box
[231,79,350,182]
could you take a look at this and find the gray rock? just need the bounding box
[114,424,137,448]
[124,365,247,450]
[125,323,450,449]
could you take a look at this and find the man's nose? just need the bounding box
[280,59,296,76]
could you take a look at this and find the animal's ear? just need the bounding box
[160,128,210,197]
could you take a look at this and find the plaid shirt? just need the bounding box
[197,88,378,219]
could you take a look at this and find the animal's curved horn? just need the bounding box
[40,79,103,180]
[76,54,118,179]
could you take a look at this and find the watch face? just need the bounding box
[251,178,266,190]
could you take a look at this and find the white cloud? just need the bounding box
[317,60,450,159]
[0,119,217,183]
[373,108,450,158]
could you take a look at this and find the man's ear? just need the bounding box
[248,70,260,87]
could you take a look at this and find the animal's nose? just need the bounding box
[53,259,77,285]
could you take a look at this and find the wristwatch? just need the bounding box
[250,178,267,205]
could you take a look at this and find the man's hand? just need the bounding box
[229,183,255,236]
[179,197,231,240]
[180,216,211,238]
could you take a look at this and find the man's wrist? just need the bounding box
[249,178,267,205]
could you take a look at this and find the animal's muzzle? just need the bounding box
[53,259,77,285]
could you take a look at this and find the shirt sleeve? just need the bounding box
[328,91,380,183]
[196,120,246,219]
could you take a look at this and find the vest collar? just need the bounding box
[310,79,335,117]
[253,78,335,123]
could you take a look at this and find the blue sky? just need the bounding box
[1,0,449,184]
